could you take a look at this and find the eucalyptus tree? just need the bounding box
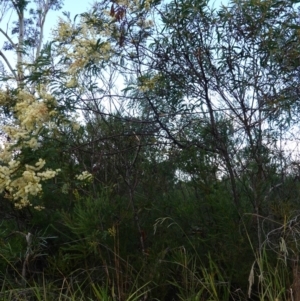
[0,0,63,85]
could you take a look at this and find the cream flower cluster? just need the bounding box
[113,0,153,11]
[76,171,93,182]
[138,74,161,92]
[15,91,55,131]
[0,158,60,209]
[2,90,58,149]
[0,90,61,209]
[54,18,112,76]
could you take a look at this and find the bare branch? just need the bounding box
[0,28,17,50]
[0,49,17,80]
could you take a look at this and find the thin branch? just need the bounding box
[0,49,17,80]
[0,28,17,50]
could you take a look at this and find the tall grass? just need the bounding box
[249,248,290,301]
[0,215,296,301]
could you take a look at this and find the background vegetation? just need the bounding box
[1,0,300,300]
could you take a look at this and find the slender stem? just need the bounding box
[0,49,17,80]
[0,28,17,50]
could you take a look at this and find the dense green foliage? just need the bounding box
[1,0,300,300]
